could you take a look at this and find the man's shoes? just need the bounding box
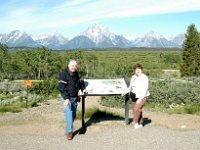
[67,132,73,140]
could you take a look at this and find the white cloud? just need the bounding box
[39,0,200,28]
[0,0,200,32]
[55,0,93,9]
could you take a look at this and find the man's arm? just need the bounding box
[58,72,69,100]
[77,72,87,94]
[79,79,86,91]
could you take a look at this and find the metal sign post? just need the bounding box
[125,94,129,125]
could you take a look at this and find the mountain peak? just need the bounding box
[169,34,185,47]
[51,31,63,37]
[10,30,22,34]
[7,30,27,42]
[145,31,165,39]
[84,24,111,34]
[9,30,24,37]
[133,31,178,48]
[81,24,116,44]
[50,32,68,44]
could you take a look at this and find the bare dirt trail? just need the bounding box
[0,96,200,135]
[0,97,200,150]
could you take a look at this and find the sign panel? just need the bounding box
[81,78,128,95]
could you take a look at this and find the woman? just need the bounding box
[126,64,150,129]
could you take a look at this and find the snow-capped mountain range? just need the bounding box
[132,32,180,48]
[0,24,185,50]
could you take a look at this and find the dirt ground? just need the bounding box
[0,96,200,136]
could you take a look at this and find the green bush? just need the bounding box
[100,96,127,108]
[0,78,59,113]
[28,78,58,98]
[0,81,25,93]
[100,78,200,114]
[148,78,200,106]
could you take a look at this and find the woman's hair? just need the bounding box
[134,63,143,70]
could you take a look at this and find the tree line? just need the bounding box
[0,24,200,81]
[0,45,99,80]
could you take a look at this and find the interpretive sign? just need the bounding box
[79,78,130,134]
[81,78,128,95]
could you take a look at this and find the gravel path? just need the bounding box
[1,126,200,150]
[0,97,200,150]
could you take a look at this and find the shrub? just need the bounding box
[28,78,58,98]
[0,81,25,93]
[0,78,59,113]
[148,78,200,106]
[100,96,127,108]
[100,78,200,114]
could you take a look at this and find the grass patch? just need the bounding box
[145,103,200,115]
[76,107,99,119]
[169,104,200,115]
[76,107,122,120]
[145,102,168,113]
[0,105,22,113]
[0,99,40,113]
[19,101,39,108]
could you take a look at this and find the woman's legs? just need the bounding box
[133,97,147,126]
[138,105,144,125]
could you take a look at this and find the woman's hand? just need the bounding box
[121,92,128,96]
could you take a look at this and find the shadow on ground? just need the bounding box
[73,110,152,137]
[128,117,152,126]
[73,110,124,136]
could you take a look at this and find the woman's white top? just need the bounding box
[129,74,150,99]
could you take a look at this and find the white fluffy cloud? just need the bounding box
[0,0,200,32]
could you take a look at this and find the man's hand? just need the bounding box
[83,89,88,95]
[64,99,70,107]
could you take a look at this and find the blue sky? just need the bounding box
[0,0,200,39]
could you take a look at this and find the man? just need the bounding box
[58,59,87,140]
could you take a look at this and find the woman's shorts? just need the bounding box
[129,92,139,102]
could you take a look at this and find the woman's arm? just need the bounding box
[137,75,149,102]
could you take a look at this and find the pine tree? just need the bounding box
[0,44,10,79]
[180,24,200,76]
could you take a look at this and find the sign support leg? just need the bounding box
[79,95,86,134]
[125,94,129,125]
